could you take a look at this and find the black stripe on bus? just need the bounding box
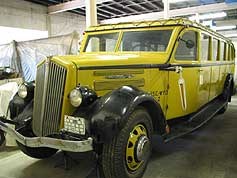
[78,62,234,70]
[78,64,169,70]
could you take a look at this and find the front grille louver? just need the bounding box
[33,60,67,136]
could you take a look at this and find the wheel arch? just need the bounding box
[137,100,167,135]
[89,86,167,143]
[230,77,235,96]
[224,73,234,101]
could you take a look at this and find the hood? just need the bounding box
[52,53,168,69]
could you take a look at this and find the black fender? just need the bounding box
[9,95,28,119]
[9,81,34,119]
[13,100,33,130]
[84,86,167,143]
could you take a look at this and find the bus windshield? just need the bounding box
[83,29,173,53]
[119,30,173,52]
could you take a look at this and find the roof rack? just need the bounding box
[87,17,231,42]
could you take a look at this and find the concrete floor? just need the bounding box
[0,96,237,178]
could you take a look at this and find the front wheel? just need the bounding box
[101,108,153,178]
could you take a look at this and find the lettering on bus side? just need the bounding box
[148,90,168,101]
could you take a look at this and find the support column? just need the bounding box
[46,14,52,37]
[195,13,200,23]
[163,0,170,19]
[85,0,97,27]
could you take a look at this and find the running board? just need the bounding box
[164,98,227,142]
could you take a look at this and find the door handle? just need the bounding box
[198,69,204,72]
[160,66,183,73]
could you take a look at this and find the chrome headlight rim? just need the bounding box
[69,86,98,107]
[69,88,83,107]
[18,83,28,99]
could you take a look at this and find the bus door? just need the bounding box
[166,29,200,119]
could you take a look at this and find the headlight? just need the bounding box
[18,84,27,98]
[69,88,82,107]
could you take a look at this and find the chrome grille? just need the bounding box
[33,60,67,136]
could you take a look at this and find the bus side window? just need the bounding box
[225,44,228,61]
[200,33,209,61]
[232,46,235,60]
[229,45,232,61]
[175,31,197,61]
[212,38,218,61]
[231,46,233,60]
[220,41,225,61]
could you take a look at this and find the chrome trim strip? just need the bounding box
[40,57,50,135]
[0,122,93,152]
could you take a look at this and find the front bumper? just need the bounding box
[0,121,93,152]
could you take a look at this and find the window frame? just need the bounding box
[225,43,229,61]
[200,32,211,61]
[173,28,199,63]
[117,27,175,54]
[82,31,121,53]
[211,37,219,61]
[81,27,176,54]
[219,41,225,61]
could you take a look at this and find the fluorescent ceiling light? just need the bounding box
[189,12,227,21]
[169,0,188,3]
[215,25,236,31]
[225,34,237,38]
[202,20,213,26]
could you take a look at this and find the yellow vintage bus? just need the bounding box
[0,18,235,178]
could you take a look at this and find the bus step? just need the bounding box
[164,98,227,142]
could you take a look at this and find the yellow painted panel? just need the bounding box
[166,68,199,119]
[51,57,77,129]
[219,65,227,94]
[197,66,211,108]
[209,66,220,101]
[94,79,145,91]
[146,69,169,112]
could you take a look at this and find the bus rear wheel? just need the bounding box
[218,82,231,114]
[0,130,6,146]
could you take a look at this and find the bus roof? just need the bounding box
[86,18,232,43]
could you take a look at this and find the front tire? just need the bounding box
[101,108,153,178]
[16,128,58,159]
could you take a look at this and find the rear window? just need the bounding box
[119,30,173,52]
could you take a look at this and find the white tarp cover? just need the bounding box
[0,32,79,82]
[0,82,19,146]
[0,43,16,72]
[0,82,18,117]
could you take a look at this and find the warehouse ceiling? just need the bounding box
[24,0,237,20]
[24,0,237,37]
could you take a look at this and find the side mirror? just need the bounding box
[186,40,195,49]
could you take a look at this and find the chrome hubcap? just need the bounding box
[136,135,150,162]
